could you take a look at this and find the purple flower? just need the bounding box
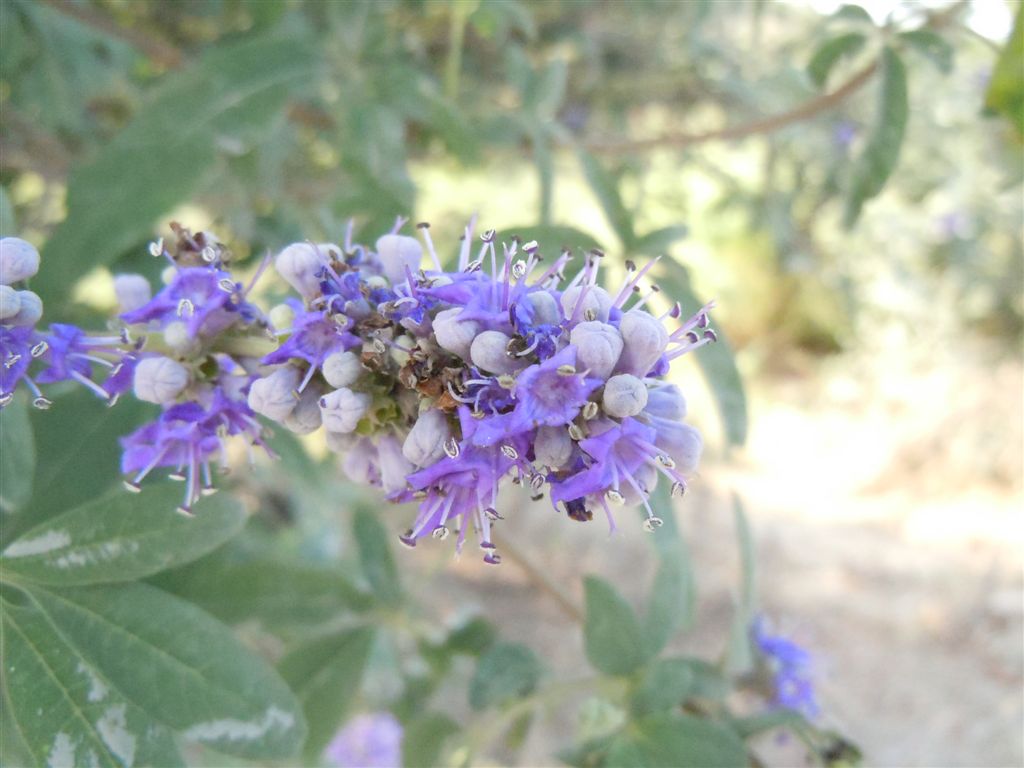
[752,617,820,718]
[468,347,601,447]
[0,325,37,405]
[324,712,402,768]
[254,222,717,560]
[121,384,268,514]
[120,266,262,338]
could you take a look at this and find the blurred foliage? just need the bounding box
[1,1,1021,767]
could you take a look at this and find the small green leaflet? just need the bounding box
[469,642,543,708]
[844,47,909,227]
[807,32,867,88]
[583,577,648,676]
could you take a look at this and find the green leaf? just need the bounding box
[23,581,307,759]
[444,616,498,656]
[469,642,543,708]
[605,713,747,768]
[684,659,729,701]
[984,5,1024,138]
[1,483,245,586]
[831,4,874,24]
[732,708,807,738]
[844,47,909,227]
[898,29,954,74]
[402,712,460,768]
[577,150,637,248]
[725,499,756,686]
[10,388,150,543]
[632,225,689,256]
[36,29,321,305]
[353,506,402,606]
[631,658,695,715]
[657,265,748,446]
[527,59,568,119]
[496,224,604,254]
[2,596,184,768]
[584,577,647,676]
[642,555,691,658]
[150,548,372,628]
[807,32,867,89]
[278,627,375,760]
[0,395,34,514]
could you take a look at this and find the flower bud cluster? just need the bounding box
[252,219,717,562]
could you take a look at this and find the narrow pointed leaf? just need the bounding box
[807,32,867,88]
[584,577,647,675]
[353,506,402,606]
[278,626,375,760]
[2,598,183,768]
[2,483,245,586]
[24,581,307,759]
[844,47,908,227]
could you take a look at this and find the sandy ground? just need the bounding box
[410,350,1024,767]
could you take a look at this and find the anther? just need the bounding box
[703,329,718,342]
[168,472,186,481]
[500,444,519,460]
[656,454,676,469]
[4,355,20,368]
[582,401,599,420]
[30,341,48,357]
[568,424,585,441]
[177,298,194,317]
[481,229,496,243]
[201,246,218,263]
[148,238,165,257]
[32,397,52,409]
[218,278,236,293]
[642,517,664,532]
[497,374,516,389]
[671,481,686,498]
[484,553,502,565]
[584,308,597,321]
[557,364,576,376]
[484,507,503,520]
[431,526,449,540]
[123,480,142,493]
[443,436,460,458]
[0,393,13,406]
[512,260,527,278]
[201,485,218,497]
[605,489,625,505]
[479,540,496,550]
[398,531,418,548]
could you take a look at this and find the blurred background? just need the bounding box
[2,0,1021,765]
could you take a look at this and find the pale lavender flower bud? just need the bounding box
[561,285,613,323]
[0,237,40,285]
[322,350,363,388]
[8,290,43,327]
[615,309,668,376]
[470,330,526,374]
[283,382,324,434]
[378,434,413,495]
[433,308,480,360]
[163,321,198,355]
[113,273,152,313]
[247,366,301,421]
[654,422,703,474]
[534,425,574,468]
[133,356,190,404]
[375,234,422,285]
[569,321,623,380]
[268,303,295,332]
[339,437,378,484]
[602,374,648,418]
[524,290,561,326]
[402,409,450,467]
[320,387,371,434]
[644,382,687,421]
[275,242,329,299]
[0,285,19,320]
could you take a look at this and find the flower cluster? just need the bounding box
[249,219,716,563]
[115,225,275,515]
[751,617,820,718]
[324,712,402,768]
[1,237,133,410]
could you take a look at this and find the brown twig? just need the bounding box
[40,0,183,69]
[494,534,585,624]
[582,61,878,155]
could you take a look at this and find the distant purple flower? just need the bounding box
[324,712,402,768]
[833,120,857,149]
[752,617,820,718]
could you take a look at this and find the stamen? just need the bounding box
[30,342,48,357]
